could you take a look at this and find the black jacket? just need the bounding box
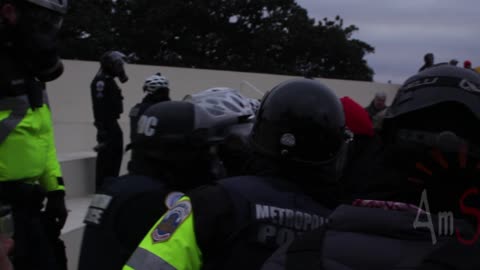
[78,175,170,270]
[262,204,477,270]
[90,72,124,127]
[187,176,333,270]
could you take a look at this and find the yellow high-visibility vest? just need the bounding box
[0,92,64,192]
[124,196,202,270]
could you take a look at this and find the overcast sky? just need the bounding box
[295,0,479,84]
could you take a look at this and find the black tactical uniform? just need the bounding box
[91,51,128,189]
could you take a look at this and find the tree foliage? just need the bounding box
[60,0,375,81]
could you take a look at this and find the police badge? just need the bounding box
[151,200,192,243]
[96,80,105,98]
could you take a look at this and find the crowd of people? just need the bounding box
[1,1,480,270]
[419,52,478,72]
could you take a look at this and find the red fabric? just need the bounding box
[464,60,472,68]
[352,199,424,213]
[340,96,374,137]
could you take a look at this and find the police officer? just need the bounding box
[0,0,68,269]
[129,72,170,144]
[124,79,352,270]
[79,100,244,270]
[261,65,480,270]
[91,50,129,189]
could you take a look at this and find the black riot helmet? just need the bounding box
[384,65,480,145]
[250,79,350,177]
[133,101,220,159]
[129,101,238,186]
[100,51,129,83]
[0,0,67,81]
[383,65,480,215]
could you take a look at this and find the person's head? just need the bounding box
[449,59,459,66]
[0,0,67,81]
[383,65,480,216]
[100,50,128,83]
[130,101,241,188]
[464,60,472,69]
[372,91,387,110]
[143,72,169,96]
[250,79,351,184]
[424,53,434,65]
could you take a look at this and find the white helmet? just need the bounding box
[184,87,256,125]
[26,0,68,14]
[247,98,261,114]
[143,73,169,94]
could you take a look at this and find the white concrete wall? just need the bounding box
[58,152,96,199]
[48,60,400,156]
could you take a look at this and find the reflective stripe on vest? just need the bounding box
[126,247,176,270]
[0,91,49,144]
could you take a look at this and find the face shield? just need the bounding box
[112,58,128,83]
[102,51,129,83]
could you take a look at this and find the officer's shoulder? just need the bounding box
[187,176,264,194]
[92,77,106,96]
[187,183,225,197]
[217,175,268,183]
[187,176,272,203]
[101,174,168,195]
[187,183,233,206]
[216,175,276,190]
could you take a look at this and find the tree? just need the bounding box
[60,0,116,60]
[59,0,375,81]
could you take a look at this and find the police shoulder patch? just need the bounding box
[95,81,105,98]
[152,200,191,243]
[164,191,185,209]
[96,80,105,91]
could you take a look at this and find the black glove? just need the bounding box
[45,190,68,232]
[97,129,109,143]
[93,142,107,152]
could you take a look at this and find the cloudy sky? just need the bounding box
[295,0,479,84]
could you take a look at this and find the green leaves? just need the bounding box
[59,0,374,81]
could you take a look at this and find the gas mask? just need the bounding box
[100,51,129,83]
[3,3,65,82]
